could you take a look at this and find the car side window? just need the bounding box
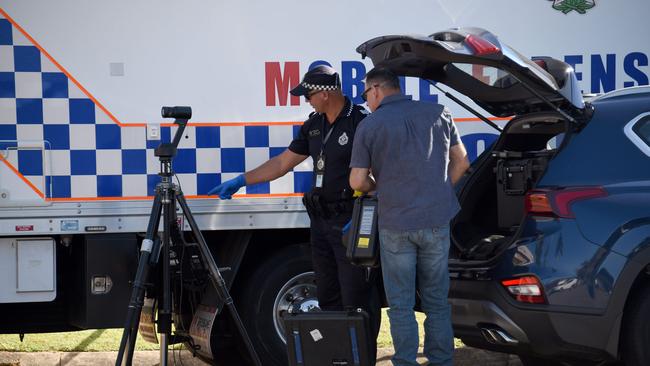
[624,112,650,157]
[632,115,650,145]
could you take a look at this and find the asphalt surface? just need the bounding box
[0,347,524,365]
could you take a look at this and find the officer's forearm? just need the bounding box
[244,156,285,185]
[244,150,306,185]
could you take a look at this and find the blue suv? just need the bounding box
[357,28,650,366]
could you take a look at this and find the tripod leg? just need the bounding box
[175,192,262,366]
[125,318,139,366]
[116,194,163,366]
[157,186,177,366]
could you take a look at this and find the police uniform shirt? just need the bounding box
[288,98,368,201]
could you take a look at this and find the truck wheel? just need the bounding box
[237,244,317,366]
[622,283,650,366]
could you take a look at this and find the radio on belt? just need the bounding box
[346,195,380,268]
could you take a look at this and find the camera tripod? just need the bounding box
[116,106,261,366]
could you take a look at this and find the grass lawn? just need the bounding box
[378,310,465,349]
[0,310,462,352]
[0,329,159,352]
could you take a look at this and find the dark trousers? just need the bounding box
[310,213,382,364]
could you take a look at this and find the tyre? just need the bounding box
[622,283,650,366]
[236,244,317,366]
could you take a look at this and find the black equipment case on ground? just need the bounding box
[345,195,380,268]
[283,310,372,366]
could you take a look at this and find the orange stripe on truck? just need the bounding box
[0,154,45,199]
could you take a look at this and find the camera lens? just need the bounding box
[161,106,192,119]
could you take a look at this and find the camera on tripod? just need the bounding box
[154,106,192,161]
[116,106,261,366]
[161,106,192,120]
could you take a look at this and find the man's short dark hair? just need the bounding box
[365,67,401,91]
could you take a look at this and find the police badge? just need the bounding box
[338,132,349,146]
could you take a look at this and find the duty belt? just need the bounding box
[303,190,354,219]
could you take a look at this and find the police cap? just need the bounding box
[290,65,341,97]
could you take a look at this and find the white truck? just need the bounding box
[0,1,648,364]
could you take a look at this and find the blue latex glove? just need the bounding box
[207,174,245,199]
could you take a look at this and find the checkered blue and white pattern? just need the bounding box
[0,16,313,199]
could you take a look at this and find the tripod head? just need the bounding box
[155,107,192,179]
[154,106,192,160]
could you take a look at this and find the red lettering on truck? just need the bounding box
[265,61,300,106]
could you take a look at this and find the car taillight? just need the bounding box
[465,34,500,55]
[501,276,546,304]
[525,191,553,216]
[525,187,607,219]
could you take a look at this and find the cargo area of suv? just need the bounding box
[450,112,568,261]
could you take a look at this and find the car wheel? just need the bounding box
[622,283,650,366]
[518,355,566,366]
[236,244,317,366]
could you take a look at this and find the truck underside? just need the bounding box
[0,227,312,365]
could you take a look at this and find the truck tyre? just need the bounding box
[237,244,316,366]
[622,283,650,366]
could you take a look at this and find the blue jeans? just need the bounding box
[379,225,454,366]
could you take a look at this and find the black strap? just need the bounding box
[319,115,336,156]
[318,98,356,156]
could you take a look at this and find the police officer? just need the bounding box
[208,65,380,362]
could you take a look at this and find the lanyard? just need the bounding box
[318,99,351,156]
[315,116,336,189]
[319,116,337,156]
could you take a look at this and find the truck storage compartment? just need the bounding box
[69,234,138,329]
[451,113,569,261]
[0,237,56,303]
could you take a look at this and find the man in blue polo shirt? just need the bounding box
[350,68,470,366]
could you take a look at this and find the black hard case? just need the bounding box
[345,196,380,268]
[283,310,372,366]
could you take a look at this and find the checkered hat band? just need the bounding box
[301,82,339,91]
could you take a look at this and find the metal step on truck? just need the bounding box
[0,1,648,365]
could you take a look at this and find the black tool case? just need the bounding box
[494,150,554,229]
[283,310,372,366]
[346,195,380,268]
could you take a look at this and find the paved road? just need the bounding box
[0,348,523,365]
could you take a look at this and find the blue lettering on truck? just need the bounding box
[564,52,649,92]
